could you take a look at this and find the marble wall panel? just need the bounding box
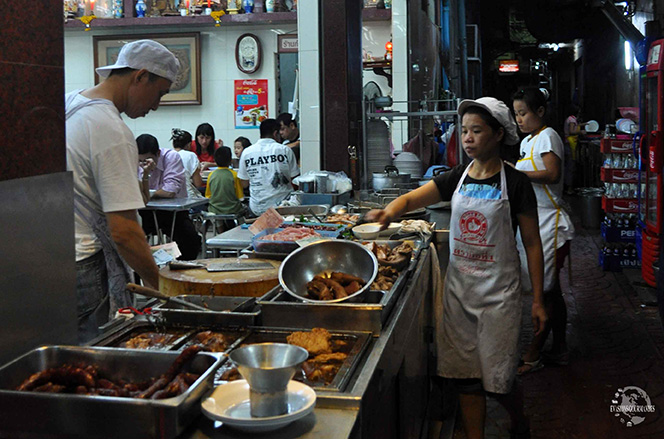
[0,0,65,182]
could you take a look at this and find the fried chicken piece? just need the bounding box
[344,280,361,295]
[309,352,348,363]
[195,331,229,352]
[330,272,365,285]
[324,278,347,300]
[302,362,340,383]
[220,367,241,381]
[307,279,333,300]
[286,328,332,356]
[371,278,394,291]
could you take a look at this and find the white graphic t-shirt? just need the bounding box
[237,138,299,215]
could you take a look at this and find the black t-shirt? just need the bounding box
[433,163,537,234]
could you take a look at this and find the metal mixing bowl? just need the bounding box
[279,240,378,303]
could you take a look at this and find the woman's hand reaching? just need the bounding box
[364,209,392,231]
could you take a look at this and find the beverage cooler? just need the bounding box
[642,39,664,288]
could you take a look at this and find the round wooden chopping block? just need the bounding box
[158,258,281,297]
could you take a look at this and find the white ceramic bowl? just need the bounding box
[352,224,382,240]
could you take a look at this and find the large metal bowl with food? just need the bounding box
[279,240,378,303]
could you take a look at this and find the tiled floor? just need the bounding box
[444,218,664,438]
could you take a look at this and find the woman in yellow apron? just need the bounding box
[512,87,575,374]
[367,97,545,439]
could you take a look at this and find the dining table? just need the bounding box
[141,197,210,245]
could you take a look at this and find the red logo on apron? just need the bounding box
[459,210,488,243]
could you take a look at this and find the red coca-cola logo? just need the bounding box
[614,171,639,181]
[459,210,488,243]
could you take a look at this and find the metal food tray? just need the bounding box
[217,327,372,393]
[93,319,249,354]
[152,295,261,327]
[0,345,223,439]
[92,320,195,351]
[257,240,422,335]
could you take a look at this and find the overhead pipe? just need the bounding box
[596,0,644,47]
[457,0,469,98]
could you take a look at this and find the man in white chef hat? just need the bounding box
[65,40,180,343]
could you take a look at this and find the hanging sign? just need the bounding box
[278,35,298,53]
[234,79,268,129]
[498,59,520,73]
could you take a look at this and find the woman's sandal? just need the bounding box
[517,357,544,376]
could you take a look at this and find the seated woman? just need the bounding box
[192,123,222,171]
[171,128,204,199]
[205,146,245,232]
[137,134,201,260]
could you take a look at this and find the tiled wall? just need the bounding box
[0,1,66,181]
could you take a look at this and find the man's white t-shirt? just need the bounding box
[66,92,145,261]
[237,138,299,215]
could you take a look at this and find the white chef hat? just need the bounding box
[96,39,180,84]
[457,97,520,145]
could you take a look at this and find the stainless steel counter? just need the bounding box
[180,245,435,439]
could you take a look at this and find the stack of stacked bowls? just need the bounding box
[366,119,392,176]
[393,152,423,179]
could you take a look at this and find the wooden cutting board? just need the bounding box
[158,258,281,297]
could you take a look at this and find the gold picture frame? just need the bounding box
[93,33,201,105]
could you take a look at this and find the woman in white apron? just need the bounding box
[512,87,575,374]
[366,97,546,439]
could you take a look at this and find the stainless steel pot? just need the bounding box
[372,165,410,191]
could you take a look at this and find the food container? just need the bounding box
[153,295,261,327]
[0,346,224,439]
[92,319,249,353]
[219,328,372,392]
[279,240,378,303]
[251,227,341,254]
[372,165,411,191]
[352,223,381,240]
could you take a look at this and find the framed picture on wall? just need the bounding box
[93,33,201,105]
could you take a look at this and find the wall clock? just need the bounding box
[235,33,262,74]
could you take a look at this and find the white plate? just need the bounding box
[362,222,402,236]
[201,380,316,433]
[586,120,599,133]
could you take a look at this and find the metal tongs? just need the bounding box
[126,283,209,311]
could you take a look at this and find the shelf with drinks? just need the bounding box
[600,137,638,154]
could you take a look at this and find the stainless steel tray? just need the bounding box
[257,240,420,335]
[92,319,249,354]
[152,295,260,327]
[0,345,223,439]
[92,320,194,350]
[216,328,372,393]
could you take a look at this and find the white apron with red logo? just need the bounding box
[437,162,522,394]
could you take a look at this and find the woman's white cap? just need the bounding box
[96,39,180,84]
[458,97,520,145]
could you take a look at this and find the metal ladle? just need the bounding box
[126,283,209,311]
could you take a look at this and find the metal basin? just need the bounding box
[279,240,378,303]
[275,205,329,217]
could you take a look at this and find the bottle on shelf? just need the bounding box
[136,0,147,17]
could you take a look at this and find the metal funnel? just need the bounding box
[229,343,309,417]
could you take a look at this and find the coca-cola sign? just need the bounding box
[614,171,639,182]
